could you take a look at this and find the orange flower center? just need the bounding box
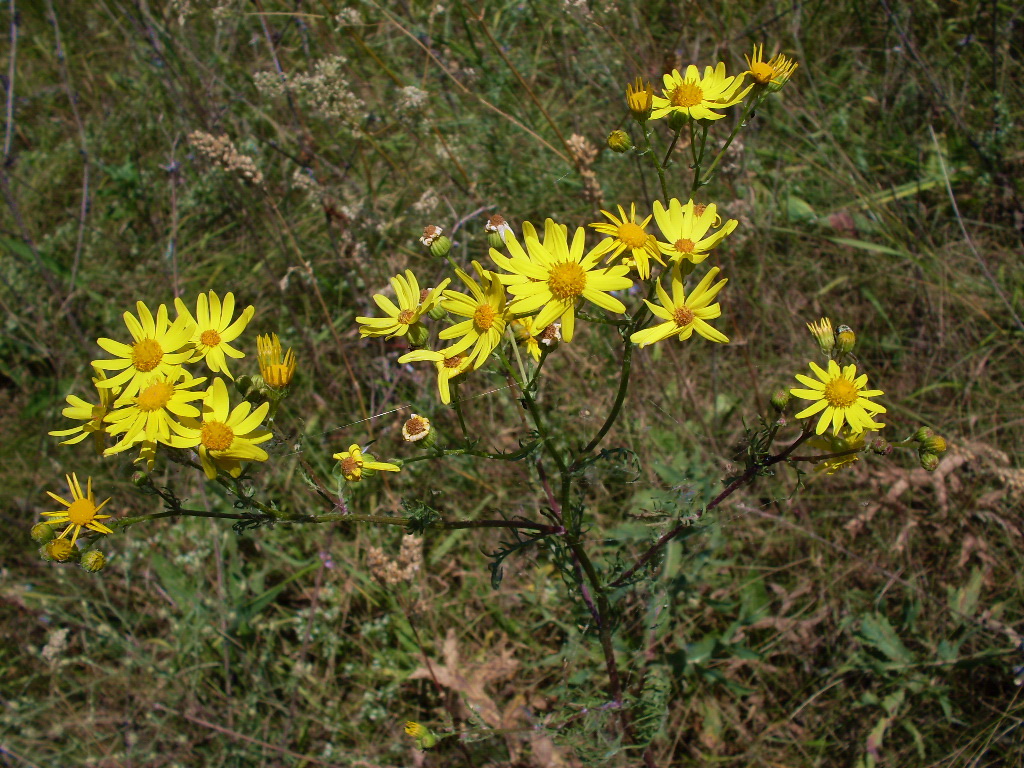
[671,306,695,327]
[749,62,775,84]
[201,420,234,450]
[823,378,859,408]
[443,354,466,369]
[673,238,695,253]
[131,338,164,372]
[397,309,416,325]
[67,497,97,525]
[693,203,708,217]
[340,457,361,479]
[547,262,587,300]
[200,329,222,348]
[616,222,648,249]
[670,80,703,108]
[136,381,174,412]
[473,304,497,331]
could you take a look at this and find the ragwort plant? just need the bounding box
[38,43,951,762]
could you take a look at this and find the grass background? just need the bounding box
[2,0,1023,765]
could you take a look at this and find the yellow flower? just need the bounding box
[104,368,207,455]
[93,301,196,398]
[790,360,886,436]
[333,444,400,483]
[437,262,509,367]
[630,265,729,347]
[650,63,751,122]
[41,474,113,545]
[174,291,255,379]
[49,366,118,454]
[744,44,798,90]
[167,378,273,479]
[489,219,632,342]
[625,77,654,120]
[257,333,297,389]
[807,430,866,475]
[398,348,473,405]
[512,317,543,362]
[652,198,738,264]
[806,317,835,355]
[357,271,451,339]
[589,203,665,280]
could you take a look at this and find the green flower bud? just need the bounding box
[80,550,107,573]
[607,130,633,153]
[429,236,451,258]
[667,110,690,132]
[922,434,947,456]
[31,523,56,544]
[870,437,893,456]
[406,323,430,348]
[487,231,506,249]
[44,538,76,563]
[919,452,940,471]
[131,471,151,488]
[770,389,790,411]
[911,426,935,443]
[427,304,448,321]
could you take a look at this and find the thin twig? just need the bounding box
[3,0,17,161]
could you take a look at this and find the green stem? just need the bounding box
[640,123,670,201]
[696,98,757,190]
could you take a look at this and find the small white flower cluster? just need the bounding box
[254,55,366,127]
[187,130,264,186]
[396,85,429,113]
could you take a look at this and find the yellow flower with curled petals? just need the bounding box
[41,474,113,545]
[630,265,729,347]
[168,377,273,479]
[93,301,196,398]
[398,348,473,405]
[257,333,297,389]
[333,444,400,483]
[790,360,886,436]
[437,262,509,368]
[652,198,737,264]
[357,271,450,339]
[744,44,798,91]
[49,366,118,454]
[174,291,255,379]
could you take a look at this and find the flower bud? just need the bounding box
[44,538,76,562]
[667,110,690,132]
[429,236,451,258]
[911,427,933,443]
[922,434,947,456]
[919,452,940,471]
[870,437,893,456]
[607,130,633,153]
[31,523,56,544]
[80,549,107,573]
[770,389,790,411]
[625,77,654,122]
[131,470,151,488]
[487,231,505,249]
[404,721,438,749]
[835,325,856,355]
[406,323,430,349]
[806,318,835,356]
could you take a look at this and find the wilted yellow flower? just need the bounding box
[744,44,798,91]
[650,63,750,122]
[398,348,473,405]
[167,378,273,480]
[49,366,118,454]
[589,203,664,280]
[790,360,886,436]
[93,301,196,398]
[333,444,400,482]
[257,333,297,389]
[174,291,255,379]
[41,473,113,545]
[630,265,729,347]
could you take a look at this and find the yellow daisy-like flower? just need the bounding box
[744,44,798,91]
[49,366,118,454]
[790,360,886,436]
[489,219,632,342]
[357,271,451,339]
[652,198,738,264]
[650,63,751,122]
[332,444,400,483]
[807,430,866,475]
[256,333,297,389]
[512,317,543,362]
[630,265,729,347]
[41,473,113,545]
[589,203,665,280]
[437,261,509,368]
[398,348,473,405]
[93,301,196,398]
[168,377,272,480]
[625,77,654,120]
[104,368,207,455]
[173,291,255,379]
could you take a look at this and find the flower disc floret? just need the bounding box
[790,360,886,435]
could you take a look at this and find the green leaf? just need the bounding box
[858,613,915,664]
